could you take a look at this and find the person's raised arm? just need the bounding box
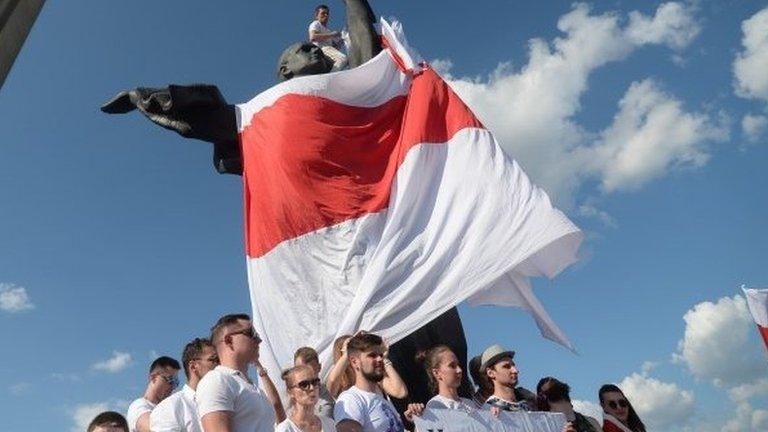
[255,362,286,423]
[343,0,381,68]
[326,338,351,398]
[380,339,408,399]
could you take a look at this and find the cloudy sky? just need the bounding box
[1,1,767,431]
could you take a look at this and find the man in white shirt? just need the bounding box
[126,356,181,432]
[308,4,347,70]
[150,338,219,432]
[196,313,279,432]
[334,332,404,432]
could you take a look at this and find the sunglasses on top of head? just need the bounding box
[607,399,629,410]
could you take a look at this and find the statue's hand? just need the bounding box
[100,84,237,144]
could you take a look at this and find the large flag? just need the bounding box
[236,20,583,380]
[743,286,768,352]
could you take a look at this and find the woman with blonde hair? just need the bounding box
[277,365,336,432]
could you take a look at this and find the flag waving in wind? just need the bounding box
[236,20,584,379]
[743,287,768,353]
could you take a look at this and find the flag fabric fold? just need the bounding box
[236,19,583,380]
[743,286,768,352]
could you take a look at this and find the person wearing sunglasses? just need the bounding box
[126,356,181,432]
[150,338,219,432]
[276,365,337,432]
[598,384,646,432]
[294,347,335,418]
[196,313,281,432]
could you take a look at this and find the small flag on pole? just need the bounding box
[742,286,768,353]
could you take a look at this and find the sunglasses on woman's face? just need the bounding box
[293,378,321,391]
[607,399,629,410]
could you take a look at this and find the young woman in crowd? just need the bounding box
[536,377,601,432]
[599,384,646,432]
[404,345,499,426]
[325,333,408,399]
[277,365,336,432]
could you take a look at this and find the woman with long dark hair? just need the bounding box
[598,384,646,432]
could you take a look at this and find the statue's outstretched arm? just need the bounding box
[344,0,382,68]
[101,84,242,175]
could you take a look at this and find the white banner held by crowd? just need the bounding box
[413,408,567,432]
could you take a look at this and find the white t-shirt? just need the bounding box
[150,384,202,432]
[196,365,276,432]
[126,397,156,432]
[334,386,404,432]
[308,20,336,47]
[275,415,336,432]
[425,395,476,413]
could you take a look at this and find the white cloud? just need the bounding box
[92,351,133,373]
[585,79,727,192]
[625,2,701,49]
[619,372,695,430]
[572,399,603,425]
[440,2,720,207]
[0,283,34,313]
[734,7,768,102]
[728,378,768,403]
[70,402,110,432]
[577,203,617,228]
[673,295,768,387]
[742,113,767,142]
[723,402,768,432]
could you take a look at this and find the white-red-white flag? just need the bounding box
[743,286,768,352]
[236,20,583,380]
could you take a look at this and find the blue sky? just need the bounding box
[1,1,767,431]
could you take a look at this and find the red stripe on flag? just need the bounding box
[759,325,768,353]
[241,68,484,258]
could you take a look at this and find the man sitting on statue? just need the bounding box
[308,4,348,71]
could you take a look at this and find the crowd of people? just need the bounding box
[86,313,647,432]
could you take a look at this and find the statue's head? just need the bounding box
[277,42,335,82]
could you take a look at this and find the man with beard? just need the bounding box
[150,338,219,432]
[334,333,404,432]
[127,356,181,432]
